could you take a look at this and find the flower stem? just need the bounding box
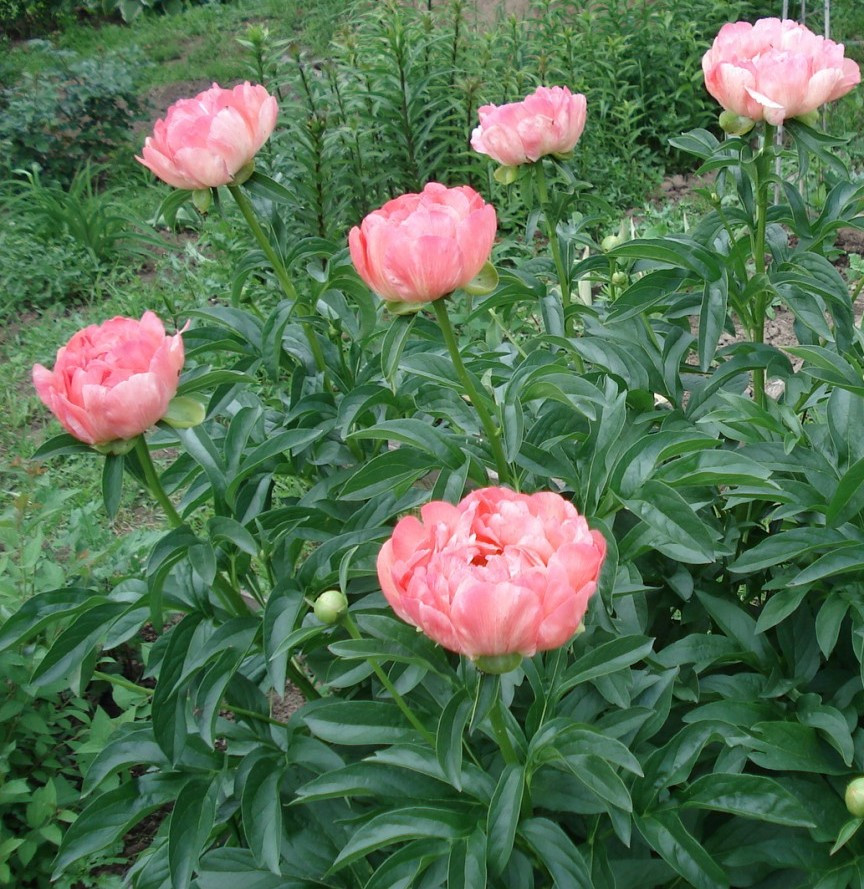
[342,612,435,745]
[227,184,328,377]
[535,161,570,311]
[484,674,519,765]
[134,436,182,528]
[432,299,513,486]
[750,123,775,409]
[135,437,249,618]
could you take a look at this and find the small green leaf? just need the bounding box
[831,818,863,855]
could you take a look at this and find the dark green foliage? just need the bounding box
[0,0,75,38]
[0,49,140,184]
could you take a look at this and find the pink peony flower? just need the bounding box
[377,487,607,660]
[137,82,278,189]
[702,18,860,126]
[470,85,588,166]
[33,311,185,446]
[348,182,497,304]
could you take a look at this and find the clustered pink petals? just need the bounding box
[702,18,860,126]
[137,82,278,189]
[348,182,497,304]
[32,311,185,446]
[471,85,588,166]
[377,487,607,659]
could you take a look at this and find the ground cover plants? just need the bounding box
[6,0,864,886]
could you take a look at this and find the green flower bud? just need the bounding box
[314,589,348,625]
[846,777,864,818]
[601,233,624,252]
[611,271,628,287]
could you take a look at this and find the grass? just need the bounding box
[5,0,347,90]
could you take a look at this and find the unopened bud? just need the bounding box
[314,590,348,625]
[611,271,628,287]
[601,233,624,252]
[846,777,864,818]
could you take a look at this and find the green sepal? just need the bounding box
[474,653,523,674]
[192,188,212,214]
[795,109,820,128]
[718,110,756,136]
[383,298,427,316]
[462,261,499,296]
[92,437,137,456]
[162,396,206,429]
[493,164,519,185]
[230,160,255,186]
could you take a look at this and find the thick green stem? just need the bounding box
[342,612,435,745]
[227,184,327,377]
[750,123,775,409]
[432,299,513,486]
[535,161,570,310]
[134,436,183,528]
[135,438,249,617]
[485,675,519,765]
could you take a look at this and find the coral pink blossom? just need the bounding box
[702,18,860,126]
[377,487,606,659]
[137,82,278,189]
[33,311,185,446]
[349,183,497,303]
[470,85,587,166]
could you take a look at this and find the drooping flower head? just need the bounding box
[702,18,860,127]
[377,487,606,663]
[32,311,185,446]
[137,82,278,189]
[471,85,588,166]
[348,182,497,304]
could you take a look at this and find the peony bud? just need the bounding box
[314,589,348,625]
[846,777,864,818]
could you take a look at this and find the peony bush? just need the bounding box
[6,12,864,889]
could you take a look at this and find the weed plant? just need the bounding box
[261,0,780,244]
